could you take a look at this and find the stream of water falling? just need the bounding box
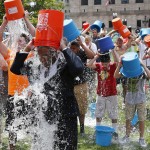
[4,19,58,149]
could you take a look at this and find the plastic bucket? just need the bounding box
[118,25,131,38]
[112,18,123,31]
[144,34,150,47]
[90,20,103,33]
[63,19,80,42]
[82,22,90,31]
[4,0,24,21]
[96,126,115,147]
[131,112,138,126]
[89,103,96,119]
[96,36,115,53]
[120,52,144,78]
[34,10,64,49]
[140,28,150,40]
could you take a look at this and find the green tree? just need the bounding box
[0,0,64,25]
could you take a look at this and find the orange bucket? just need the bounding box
[4,0,24,21]
[82,22,90,31]
[112,18,123,30]
[144,34,150,47]
[118,25,131,38]
[34,10,64,50]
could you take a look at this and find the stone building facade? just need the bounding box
[62,0,150,30]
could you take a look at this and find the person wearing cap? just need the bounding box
[70,37,95,136]
[0,13,35,150]
[10,37,84,149]
[114,55,150,148]
[87,49,119,140]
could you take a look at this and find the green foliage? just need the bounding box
[0,0,64,25]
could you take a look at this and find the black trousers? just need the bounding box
[54,116,78,150]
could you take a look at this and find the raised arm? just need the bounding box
[24,10,35,37]
[10,40,34,75]
[140,59,150,79]
[60,38,84,77]
[114,56,123,78]
[0,15,9,58]
[142,48,149,60]
[86,53,99,69]
[77,36,95,59]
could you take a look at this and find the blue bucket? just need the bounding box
[140,28,150,40]
[90,20,103,33]
[120,52,144,78]
[96,126,115,147]
[96,36,115,53]
[63,19,80,42]
[89,103,96,119]
[131,112,138,126]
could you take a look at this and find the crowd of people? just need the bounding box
[0,7,149,150]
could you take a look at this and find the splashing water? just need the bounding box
[10,53,64,149]
[6,19,30,55]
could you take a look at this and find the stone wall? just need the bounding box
[64,0,150,30]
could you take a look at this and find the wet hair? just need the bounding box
[20,33,30,43]
[99,53,110,63]
[70,41,80,48]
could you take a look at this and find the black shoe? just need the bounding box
[80,124,84,134]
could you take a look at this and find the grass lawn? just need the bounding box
[78,84,150,150]
[1,85,150,150]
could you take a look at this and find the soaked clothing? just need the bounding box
[74,83,88,115]
[125,102,146,121]
[74,49,88,85]
[124,74,147,122]
[74,49,89,116]
[125,76,146,105]
[95,95,118,119]
[95,62,117,97]
[10,48,84,150]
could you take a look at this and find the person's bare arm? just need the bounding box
[111,48,119,62]
[140,59,150,79]
[106,29,116,37]
[0,53,8,71]
[24,10,35,37]
[124,36,133,50]
[0,16,9,58]
[77,36,95,59]
[142,48,150,60]
[86,53,99,69]
[114,56,123,78]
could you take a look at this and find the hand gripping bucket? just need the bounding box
[4,0,24,21]
[96,36,115,54]
[112,18,123,31]
[63,19,80,42]
[144,34,150,47]
[90,20,103,33]
[118,25,131,38]
[96,126,115,146]
[34,10,64,49]
[82,22,90,31]
[120,52,144,78]
[140,28,150,40]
